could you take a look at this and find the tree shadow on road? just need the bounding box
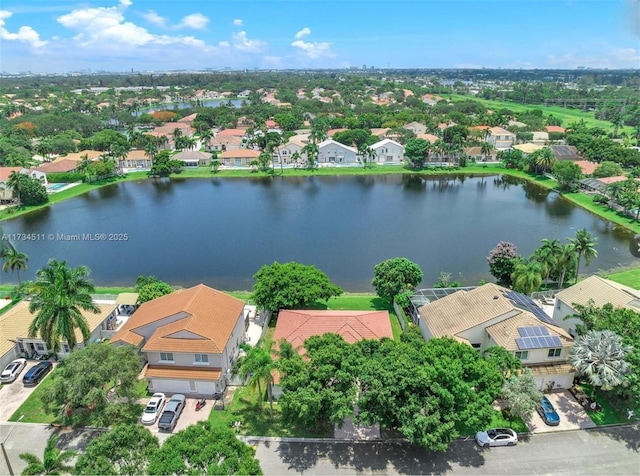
[587,424,640,452]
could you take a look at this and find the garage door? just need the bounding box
[535,373,573,391]
[148,379,219,396]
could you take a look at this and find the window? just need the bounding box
[515,351,529,360]
[63,344,70,353]
[36,343,46,352]
[160,352,174,362]
[471,343,482,350]
[548,348,561,358]
[194,354,209,363]
[235,159,241,166]
[18,342,25,353]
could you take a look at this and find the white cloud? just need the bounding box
[294,27,311,39]
[232,31,266,52]
[142,10,166,28]
[177,13,209,30]
[233,19,243,26]
[56,1,207,49]
[0,10,48,48]
[547,47,640,69]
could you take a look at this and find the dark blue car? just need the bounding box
[537,396,560,426]
[22,361,53,386]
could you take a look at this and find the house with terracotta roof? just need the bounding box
[317,139,358,164]
[206,135,244,153]
[416,133,439,144]
[0,167,25,201]
[553,276,640,337]
[119,149,152,170]
[173,150,212,167]
[215,128,247,138]
[219,148,261,167]
[0,300,118,371]
[275,137,308,165]
[370,139,405,164]
[416,283,575,390]
[546,125,566,134]
[110,284,246,396]
[178,113,197,124]
[36,159,78,174]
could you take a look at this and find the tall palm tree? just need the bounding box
[7,171,27,207]
[302,142,319,169]
[569,229,598,283]
[19,434,76,475]
[77,154,92,174]
[533,238,561,287]
[480,141,493,162]
[28,259,100,352]
[534,147,556,174]
[1,246,28,284]
[511,259,543,294]
[555,243,577,289]
[569,330,632,392]
[235,345,275,420]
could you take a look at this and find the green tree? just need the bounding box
[404,137,430,168]
[533,147,556,174]
[146,421,262,475]
[1,245,28,284]
[551,160,582,192]
[483,346,522,377]
[74,424,159,476]
[252,261,343,313]
[20,176,49,206]
[28,259,100,352]
[486,241,518,287]
[569,330,632,392]
[533,238,561,287]
[569,228,598,283]
[501,369,542,422]
[593,161,624,178]
[150,150,182,177]
[7,170,28,206]
[235,345,275,418]
[301,142,318,169]
[371,257,423,303]
[19,434,76,476]
[511,258,543,294]
[137,282,173,304]
[210,159,220,173]
[41,343,142,424]
[552,243,578,289]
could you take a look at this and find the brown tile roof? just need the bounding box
[555,276,640,311]
[574,160,597,175]
[111,285,245,354]
[208,136,243,146]
[489,126,515,136]
[546,126,566,133]
[216,129,247,137]
[0,167,23,181]
[36,159,78,173]
[327,128,347,137]
[125,150,149,160]
[58,150,103,161]
[470,125,491,131]
[219,149,261,159]
[178,113,197,123]
[273,310,393,355]
[485,314,572,352]
[597,175,630,185]
[0,301,116,357]
[145,365,222,381]
[527,362,574,376]
[417,133,439,143]
[418,283,518,338]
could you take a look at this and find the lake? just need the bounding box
[0,174,635,291]
[135,98,244,116]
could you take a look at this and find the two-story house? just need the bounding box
[487,126,516,150]
[317,139,358,165]
[369,139,404,164]
[552,276,640,337]
[416,283,574,390]
[403,121,427,135]
[110,284,246,396]
[274,137,307,165]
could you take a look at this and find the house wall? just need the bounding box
[276,144,305,164]
[456,310,521,348]
[317,144,357,164]
[373,143,404,163]
[552,299,579,336]
[148,378,220,396]
[146,351,224,368]
[404,123,427,134]
[532,372,574,391]
[221,312,246,375]
[515,346,570,365]
[135,312,191,341]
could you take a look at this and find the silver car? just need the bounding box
[157,394,186,431]
[475,428,518,448]
[0,358,27,383]
[141,392,166,425]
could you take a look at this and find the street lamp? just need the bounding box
[1,415,24,476]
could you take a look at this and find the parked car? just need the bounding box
[475,428,518,448]
[0,358,27,383]
[22,361,53,386]
[157,394,186,431]
[141,392,166,425]
[537,396,561,426]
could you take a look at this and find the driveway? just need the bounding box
[146,397,213,443]
[527,390,596,433]
[0,361,55,422]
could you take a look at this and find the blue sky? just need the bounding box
[1,0,638,73]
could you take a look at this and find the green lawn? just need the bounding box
[604,268,640,289]
[208,385,332,438]
[578,383,630,425]
[456,408,528,437]
[9,370,58,423]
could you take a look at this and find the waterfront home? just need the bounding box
[206,135,244,152]
[275,137,307,165]
[219,148,261,167]
[416,283,575,390]
[317,139,358,165]
[111,285,245,396]
[370,139,405,164]
[173,150,212,167]
[120,149,153,170]
[486,126,516,150]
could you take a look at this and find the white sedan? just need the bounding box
[475,428,518,448]
[141,393,166,425]
[0,358,27,383]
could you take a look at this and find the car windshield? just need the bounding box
[144,403,157,413]
[6,364,17,371]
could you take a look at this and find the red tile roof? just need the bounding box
[36,159,78,173]
[219,149,261,159]
[574,160,597,175]
[546,126,566,133]
[216,129,246,137]
[0,167,23,181]
[273,310,393,356]
[327,128,347,137]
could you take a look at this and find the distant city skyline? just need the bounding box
[1,0,639,74]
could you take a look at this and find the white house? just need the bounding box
[275,137,307,165]
[552,276,640,337]
[403,121,427,135]
[487,126,516,150]
[416,283,575,390]
[317,139,358,165]
[110,284,246,396]
[370,139,405,164]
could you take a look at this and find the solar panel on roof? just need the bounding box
[505,291,557,326]
[516,334,563,350]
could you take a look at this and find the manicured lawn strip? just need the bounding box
[563,193,640,235]
[605,268,640,289]
[578,383,628,425]
[208,385,331,437]
[456,408,528,436]
[9,370,58,423]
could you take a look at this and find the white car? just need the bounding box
[475,428,518,448]
[0,358,27,383]
[141,393,166,425]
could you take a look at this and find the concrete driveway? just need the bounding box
[0,361,55,422]
[527,390,596,433]
[146,397,213,443]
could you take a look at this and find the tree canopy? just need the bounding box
[371,257,423,302]
[251,261,343,313]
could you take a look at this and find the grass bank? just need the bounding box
[603,268,640,289]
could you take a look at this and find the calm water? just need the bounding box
[135,98,244,116]
[0,174,635,291]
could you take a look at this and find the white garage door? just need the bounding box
[148,379,219,396]
[535,373,574,391]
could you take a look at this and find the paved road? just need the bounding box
[253,425,640,475]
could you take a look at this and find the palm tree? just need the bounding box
[533,238,561,288]
[77,154,92,174]
[7,171,27,207]
[480,141,493,163]
[302,142,319,169]
[19,434,76,475]
[235,345,275,419]
[534,147,556,174]
[569,229,598,283]
[1,246,28,284]
[511,259,543,294]
[28,259,100,352]
[555,243,577,289]
[569,330,632,392]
